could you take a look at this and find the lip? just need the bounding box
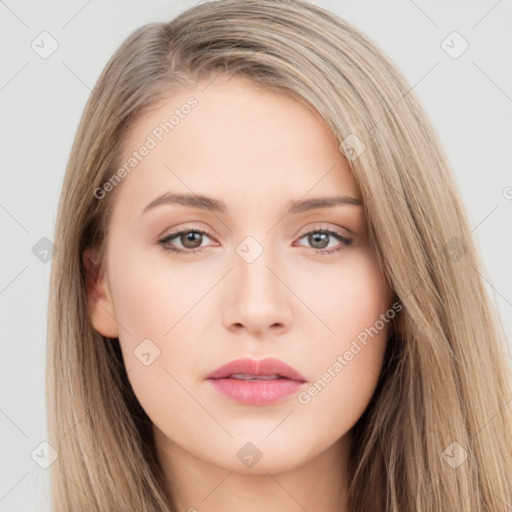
[206,357,307,406]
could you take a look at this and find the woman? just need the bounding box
[46,0,512,510]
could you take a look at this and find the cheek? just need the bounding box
[295,250,391,427]
[106,250,208,404]
[107,247,212,344]
[303,248,391,350]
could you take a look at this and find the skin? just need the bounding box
[85,75,393,512]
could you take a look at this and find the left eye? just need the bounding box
[295,229,352,254]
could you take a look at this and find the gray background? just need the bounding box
[1,1,511,510]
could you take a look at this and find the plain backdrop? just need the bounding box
[1,1,511,510]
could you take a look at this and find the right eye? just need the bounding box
[158,228,217,254]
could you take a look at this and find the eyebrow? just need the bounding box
[142,192,362,215]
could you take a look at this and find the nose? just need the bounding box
[222,244,293,337]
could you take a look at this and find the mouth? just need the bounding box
[206,357,307,406]
[206,357,307,382]
[225,373,287,381]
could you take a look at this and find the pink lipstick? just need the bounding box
[206,357,307,406]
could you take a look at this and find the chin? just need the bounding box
[200,436,318,475]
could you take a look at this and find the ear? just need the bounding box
[83,247,119,338]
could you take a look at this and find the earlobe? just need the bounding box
[82,248,119,338]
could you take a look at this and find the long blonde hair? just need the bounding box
[47,1,512,510]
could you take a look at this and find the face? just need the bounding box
[86,75,393,476]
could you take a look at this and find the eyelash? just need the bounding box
[157,225,353,256]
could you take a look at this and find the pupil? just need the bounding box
[310,232,328,249]
[182,232,202,248]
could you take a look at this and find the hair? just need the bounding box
[46,0,512,510]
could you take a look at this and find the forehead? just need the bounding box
[113,75,359,212]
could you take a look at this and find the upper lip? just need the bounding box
[206,357,307,382]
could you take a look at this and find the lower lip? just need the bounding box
[208,378,305,405]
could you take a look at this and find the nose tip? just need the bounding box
[232,319,286,335]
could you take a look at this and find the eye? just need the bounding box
[294,227,353,256]
[158,228,217,254]
[158,225,353,256]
